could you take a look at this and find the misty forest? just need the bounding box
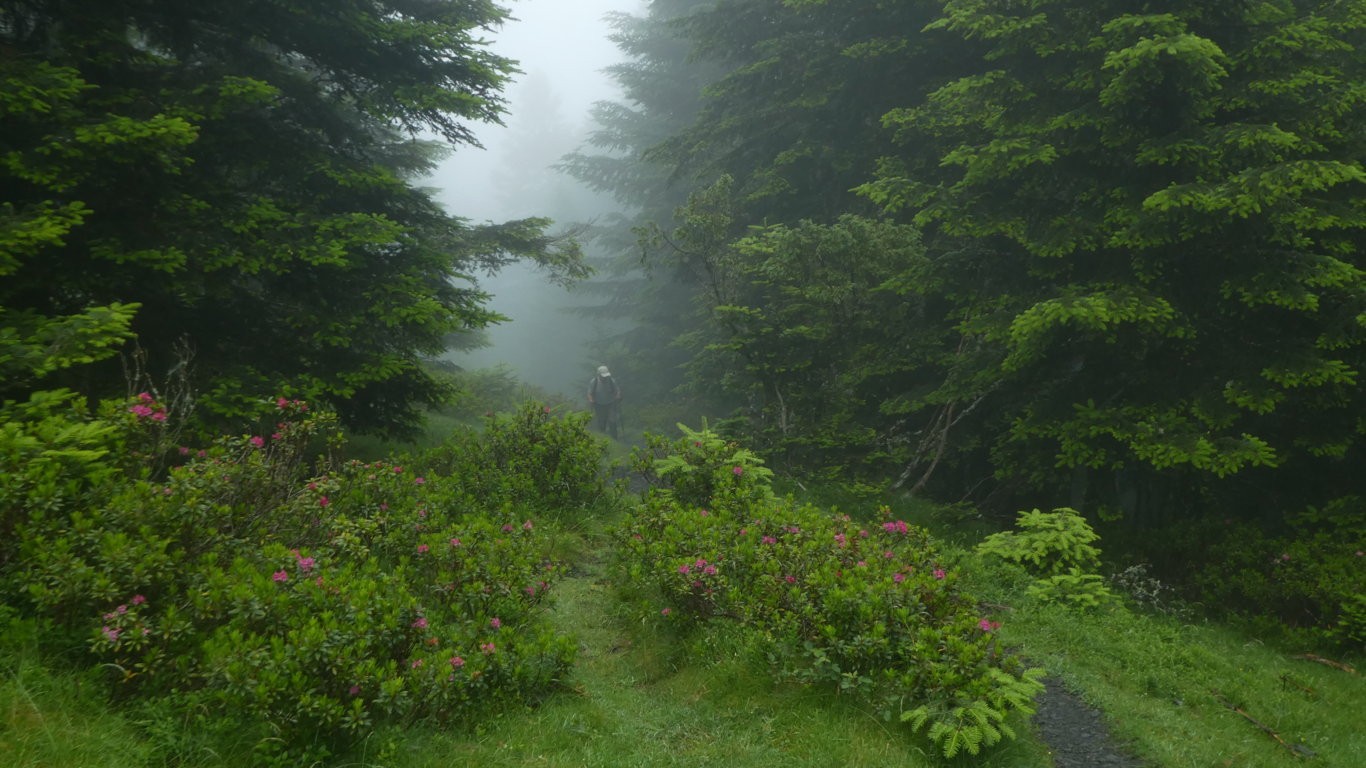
[2,0,1364,766]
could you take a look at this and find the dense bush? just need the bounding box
[418,403,609,518]
[5,397,597,762]
[615,426,1043,758]
[1178,499,1365,650]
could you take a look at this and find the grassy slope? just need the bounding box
[2,473,1361,767]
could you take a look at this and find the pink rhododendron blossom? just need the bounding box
[703,564,718,576]
[296,557,315,572]
[784,575,796,584]
[761,536,777,545]
[450,656,465,669]
[490,617,501,629]
[130,404,154,417]
[249,435,265,448]
[978,619,1001,632]
[417,544,429,554]
[933,569,946,580]
[732,466,744,476]
[412,617,428,629]
[480,642,496,654]
[150,410,167,422]
[502,524,514,533]
[392,466,403,474]
[270,432,282,440]
[131,594,146,605]
[859,529,869,538]
[411,659,423,669]
[414,476,426,485]
[856,560,867,568]
[349,685,361,696]
[893,573,905,583]
[178,446,190,456]
[101,626,120,642]
[450,538,462,547]
[138,392,154,403]
[523,520,534,530]
[272,570,289,582]
[660,608,671,616]
[678,564,691,574]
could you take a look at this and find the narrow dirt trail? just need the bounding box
[1033,677,1146,767]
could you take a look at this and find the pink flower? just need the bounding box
[392,466,404,474]
[138,392,154,404]
[522,520,534,531]
[296,556,315,572]
[412,617,428,629]
[1281,553,1291,561]
[732,466,744,476]
[318,496,329,507]
[856,560,867,568]
[978,619,1001,632]
[699,509,709,517]
[761,536,777,545]
[417,544,429,554]
[739,528,748,536]
[131,594,147,605]
[411,659,423,669]
[129,404,153,417]
[272,570,289,582]
[414,476,426,485]
[834,533,846,546]
[480,642,496,655]
[678,564,691,574]
[660,607,671,616]
[490,617,502,629]
[543,406,552,414]
[101,625,120,642]
[178,446,191,456]
[150,411,167,422]
[270,432,282,440]
[502,524,514,533]
[893,573,905,583]
[884,551,894,559]
[249,435,265,448]
[349,684,361,696]
[784,575,796,584]
[703,564,718,576]
[525,585,537,596]
[933,569,946,580]
[859,529,869,538]
[450,656,465,669]
[450,538,462,547]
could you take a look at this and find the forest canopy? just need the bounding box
[0,0,582,435]
[565,0,1365,557]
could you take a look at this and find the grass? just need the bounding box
[2,464,1361,766]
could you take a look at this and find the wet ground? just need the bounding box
[1033,677,1145,767]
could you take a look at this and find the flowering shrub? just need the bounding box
[11,399,579,762]
[614,426,1043,758]
[419,402,607,517]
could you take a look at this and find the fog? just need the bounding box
[429,0,641,399]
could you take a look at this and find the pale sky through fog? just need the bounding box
[428,0,645,397]
[431,0,642,220]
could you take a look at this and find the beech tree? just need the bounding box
[1,0,582,434]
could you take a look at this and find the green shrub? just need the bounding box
[614,426,1043,758]
[1186,498,1364,650]
[976,507,1116,610]
[10,399,580,762]
[420,402,608,518]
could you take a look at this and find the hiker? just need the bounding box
[587,364,622,438]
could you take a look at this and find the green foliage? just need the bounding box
[420,402,610,519]
[0,0,584,436]
[615,426,1044,757]
[634,421,775,509]
[5,399,584,760]
[977,508,1116,609]
[1175,498,1366,650]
